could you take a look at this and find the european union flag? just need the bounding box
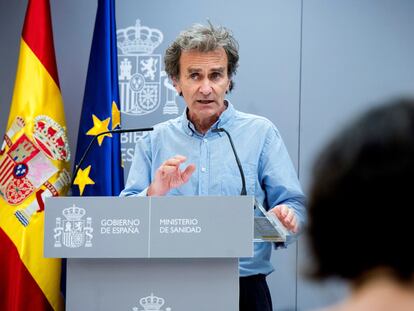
[72,0,124,196]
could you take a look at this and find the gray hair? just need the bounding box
[164,23,239,91]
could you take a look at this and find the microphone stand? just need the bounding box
[212,128,247,196]
[213,129,288,237]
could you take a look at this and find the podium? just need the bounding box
[44,196,254,311]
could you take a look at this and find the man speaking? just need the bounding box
[120,22,306,311]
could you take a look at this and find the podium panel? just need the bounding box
[44,196,253,258]
[44,196,254,311]
[67,258,238,311]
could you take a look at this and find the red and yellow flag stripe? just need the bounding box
[0,0,69,310]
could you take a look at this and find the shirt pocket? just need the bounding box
[220,163,257,196]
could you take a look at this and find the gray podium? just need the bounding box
[44,196,254,311]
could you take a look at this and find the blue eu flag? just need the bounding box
[72,0,124,196]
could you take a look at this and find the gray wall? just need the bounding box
[1,0,414,310]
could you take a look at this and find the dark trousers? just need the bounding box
[239,274,273,311]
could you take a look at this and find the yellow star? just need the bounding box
[86,114,112,145]
[73,165,95,196]
[112,101,121,129]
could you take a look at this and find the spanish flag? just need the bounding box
[0,0,69,310]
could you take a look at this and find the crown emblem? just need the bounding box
[117,19,163,55]
[62,204,86,221]
[33,115,70,161]
[139,293,165,311]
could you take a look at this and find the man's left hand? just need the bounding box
[270,204,299,233]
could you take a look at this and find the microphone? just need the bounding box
[70,127,154,188]
[212,127,247,196]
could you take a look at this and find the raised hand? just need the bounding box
[147,155,196,196]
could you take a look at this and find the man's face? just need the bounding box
[173,48,231,124]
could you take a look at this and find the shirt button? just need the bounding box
[201,167,206,172]
[203,138,208,143]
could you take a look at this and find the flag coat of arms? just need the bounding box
[0,0,70,310]
[72,0,124,197]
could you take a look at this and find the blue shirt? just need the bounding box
[120,102,306,277]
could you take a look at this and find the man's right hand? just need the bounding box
[147,155,196,196]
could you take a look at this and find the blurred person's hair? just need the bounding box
[307,98,414,284]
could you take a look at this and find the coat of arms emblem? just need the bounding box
[54,204,93,248]
[117,19,179,116]
[0,115,71,227]
[132,293,172,311]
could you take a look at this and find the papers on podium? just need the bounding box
[254,200,289,242]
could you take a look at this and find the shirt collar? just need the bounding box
[181,100,235,137]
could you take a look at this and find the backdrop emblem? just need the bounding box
[117,19,179,116]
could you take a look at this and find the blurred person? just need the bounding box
[307,98,414,311]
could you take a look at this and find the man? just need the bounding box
[121,23,306,311]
